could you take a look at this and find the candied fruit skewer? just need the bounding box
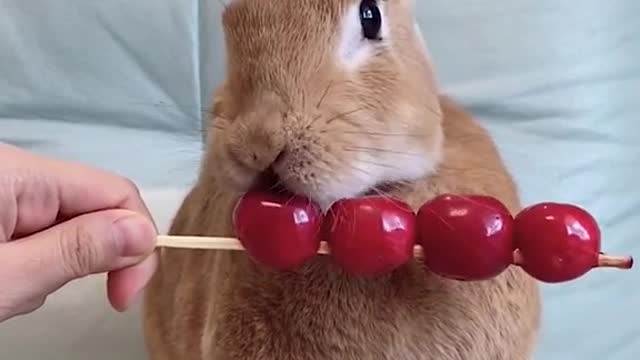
[156,235,425,258]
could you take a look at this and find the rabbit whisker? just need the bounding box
[323,130,425,138]
[342,146,424,157]
[316,81,334,109]
[326,108,364,124]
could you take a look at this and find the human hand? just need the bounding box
[0,144,158,322]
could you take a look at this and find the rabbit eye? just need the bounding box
[359,0,382,41]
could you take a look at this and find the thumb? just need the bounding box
[5,209,156,296]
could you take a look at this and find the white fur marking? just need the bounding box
[379,4,391,40]
[313,121,439,212]
[336,2,389,71]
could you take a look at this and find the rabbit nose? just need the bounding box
[229,130,287,173]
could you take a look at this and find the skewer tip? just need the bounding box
[598,253,633,269]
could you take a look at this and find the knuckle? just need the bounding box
[0,299,15,320]
[59,225,101,278]
[0,294,46,321]
[21,296,47,316]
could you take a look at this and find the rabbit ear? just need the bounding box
[413,21,427,54]
[411,20,440,91]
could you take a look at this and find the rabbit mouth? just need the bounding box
[250,166,290,195]
[250,167,401,205]
[362,183,399,197]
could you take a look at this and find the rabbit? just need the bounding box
[143,0,541,359]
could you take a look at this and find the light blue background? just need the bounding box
[1,0,638,359]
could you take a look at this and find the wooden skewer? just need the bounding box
[156,235,425,257]
[157,235,252,251]
[597,254,634,269]
[156,236,633,270]
[511,249,633,270]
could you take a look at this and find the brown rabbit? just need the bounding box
[143,0,541,359]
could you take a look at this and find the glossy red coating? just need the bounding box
[417,194,515,281]
[514,202,600,283]
[324,196,416,276]
[232,191,323,271]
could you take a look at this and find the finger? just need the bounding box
[107,252,158,312]
[0,144,156,238]
[2,209,156,296]
[0,294,46,323]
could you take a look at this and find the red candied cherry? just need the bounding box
[513,202,633,283]
[324,196,416,276]
[232,190,323,271]
[417,194,515,281]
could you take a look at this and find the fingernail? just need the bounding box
[112,215,156,257]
